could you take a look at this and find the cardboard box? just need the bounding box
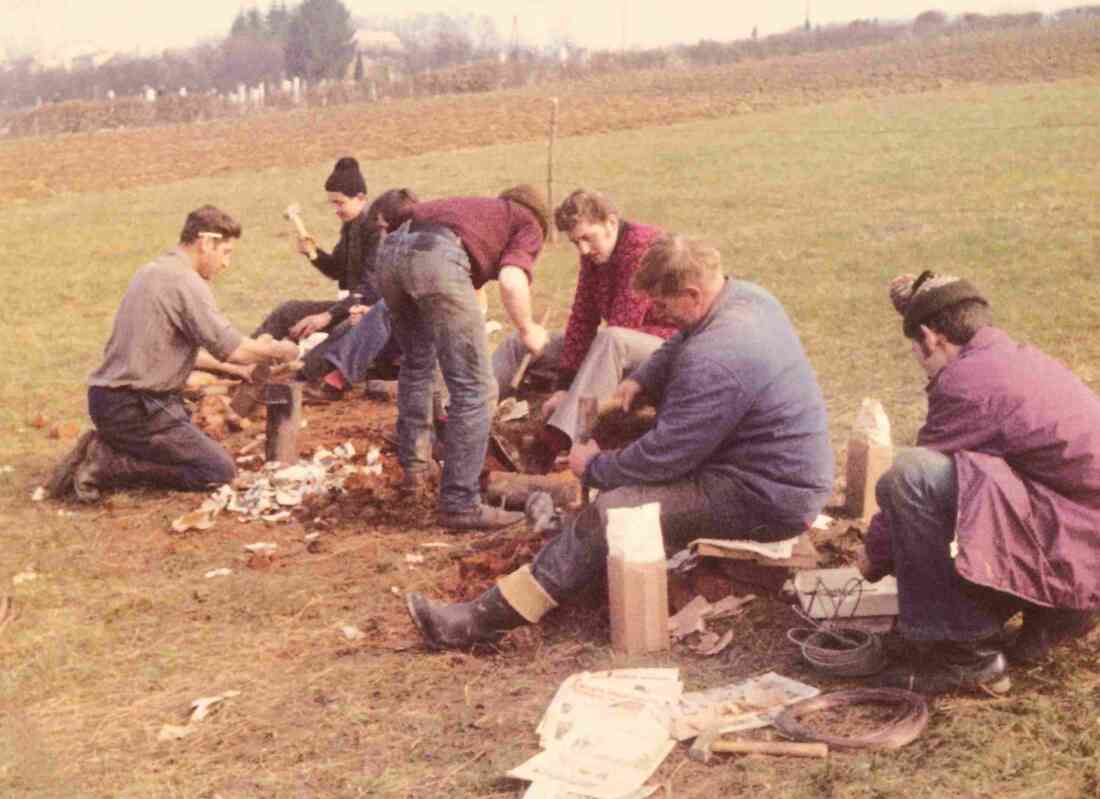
[606,503,669,655]
[792,566,899,619]
[607,557,670,655]
[845,438,894,522]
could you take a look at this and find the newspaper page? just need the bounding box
[510,708,674,799]
[668,671,820,741]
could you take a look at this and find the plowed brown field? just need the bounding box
[1,22,1098,205]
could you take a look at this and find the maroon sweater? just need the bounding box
[403,197,544,289]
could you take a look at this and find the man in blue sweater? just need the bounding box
[407,235,834,648]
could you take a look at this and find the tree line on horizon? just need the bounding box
[2,1,1100,111]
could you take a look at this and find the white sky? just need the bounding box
[0,0,1078,60]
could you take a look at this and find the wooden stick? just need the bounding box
[509,307,552,391]
[712,740,828,758]
[546,97,559,244]
[575,395,599,506]
[264,383,302,465]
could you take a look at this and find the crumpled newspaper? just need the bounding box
[171,443,383,530]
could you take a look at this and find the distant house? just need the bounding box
[344,29,405,80]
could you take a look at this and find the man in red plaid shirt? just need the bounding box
[492,189,676,472]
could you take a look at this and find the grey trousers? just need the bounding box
[492,331,566,398]
[546,327,664,442]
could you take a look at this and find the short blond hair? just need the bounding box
[632,235,722,296]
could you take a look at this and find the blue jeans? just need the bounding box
[326,302,397,383]
[376,224,497,513]
[530,478,803,602]
[88,386,235,490]
[878,447,1019,641]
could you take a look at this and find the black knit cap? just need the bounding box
[324,156,367,197]
[891,270,988,339]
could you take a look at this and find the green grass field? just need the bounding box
[1,76,1099,797]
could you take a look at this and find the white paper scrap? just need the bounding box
[189,690,241,722]
[204,568,233,579]
[243,542,278,553]
[31,486,46,502]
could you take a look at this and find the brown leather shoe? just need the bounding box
[438,503,524,531]
[300,382,345,404]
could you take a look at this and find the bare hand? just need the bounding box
[348,304,370,326]
[614,378,643,412]
[289,312,332,340]
[520,323,549,358]
[295,235,317,257]
[233,362,258,383]
[855,548,876,581]
[272,340,299,363]
[540,390,568,421]
[569,438,600,479]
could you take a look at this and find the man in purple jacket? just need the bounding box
[859,271,1100,693]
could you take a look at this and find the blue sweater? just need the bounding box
[585,279,834,536]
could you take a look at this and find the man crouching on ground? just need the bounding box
[855,271,1100,693]
[47,205,299,502]
[407,235,834,648]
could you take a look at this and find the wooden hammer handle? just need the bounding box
[713,740,828,758]
[508,308,552,391]
[287,210,317,259]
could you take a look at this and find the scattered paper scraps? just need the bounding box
[171,442,379,531]
[339,625,366,641]
[243,542,278,553]
[668,593,755,656]
[12,571,38,586]
[667,672,819,741]
[812,513,833,530]
[171,508,217,533]
[189,690,241,722]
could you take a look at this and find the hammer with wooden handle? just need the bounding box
[284,203,317,260]
[689,729,828,764]
[509,307,553,391]
[574,395,599,506]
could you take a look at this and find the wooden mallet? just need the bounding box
[284,203,317,260]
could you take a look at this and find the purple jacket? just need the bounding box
[865,327,1100,609]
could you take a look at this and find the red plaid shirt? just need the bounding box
[556,221,676,388]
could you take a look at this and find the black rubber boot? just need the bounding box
[406,586,526,650]
[1007,607,1100,666]
[874,639,1010,695]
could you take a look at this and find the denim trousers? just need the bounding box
[530,479,779,602]
[88,386,236,490]
[878,447,1020,641]
[376,225,496,513]
[324,301,397,384]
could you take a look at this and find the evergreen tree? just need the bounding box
[285,0,357,80]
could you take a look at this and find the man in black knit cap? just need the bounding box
[252,157,381,383]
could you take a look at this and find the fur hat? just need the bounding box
[890,270,988,338]
[324,156,367,197]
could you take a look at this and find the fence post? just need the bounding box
[547,97,559,243]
